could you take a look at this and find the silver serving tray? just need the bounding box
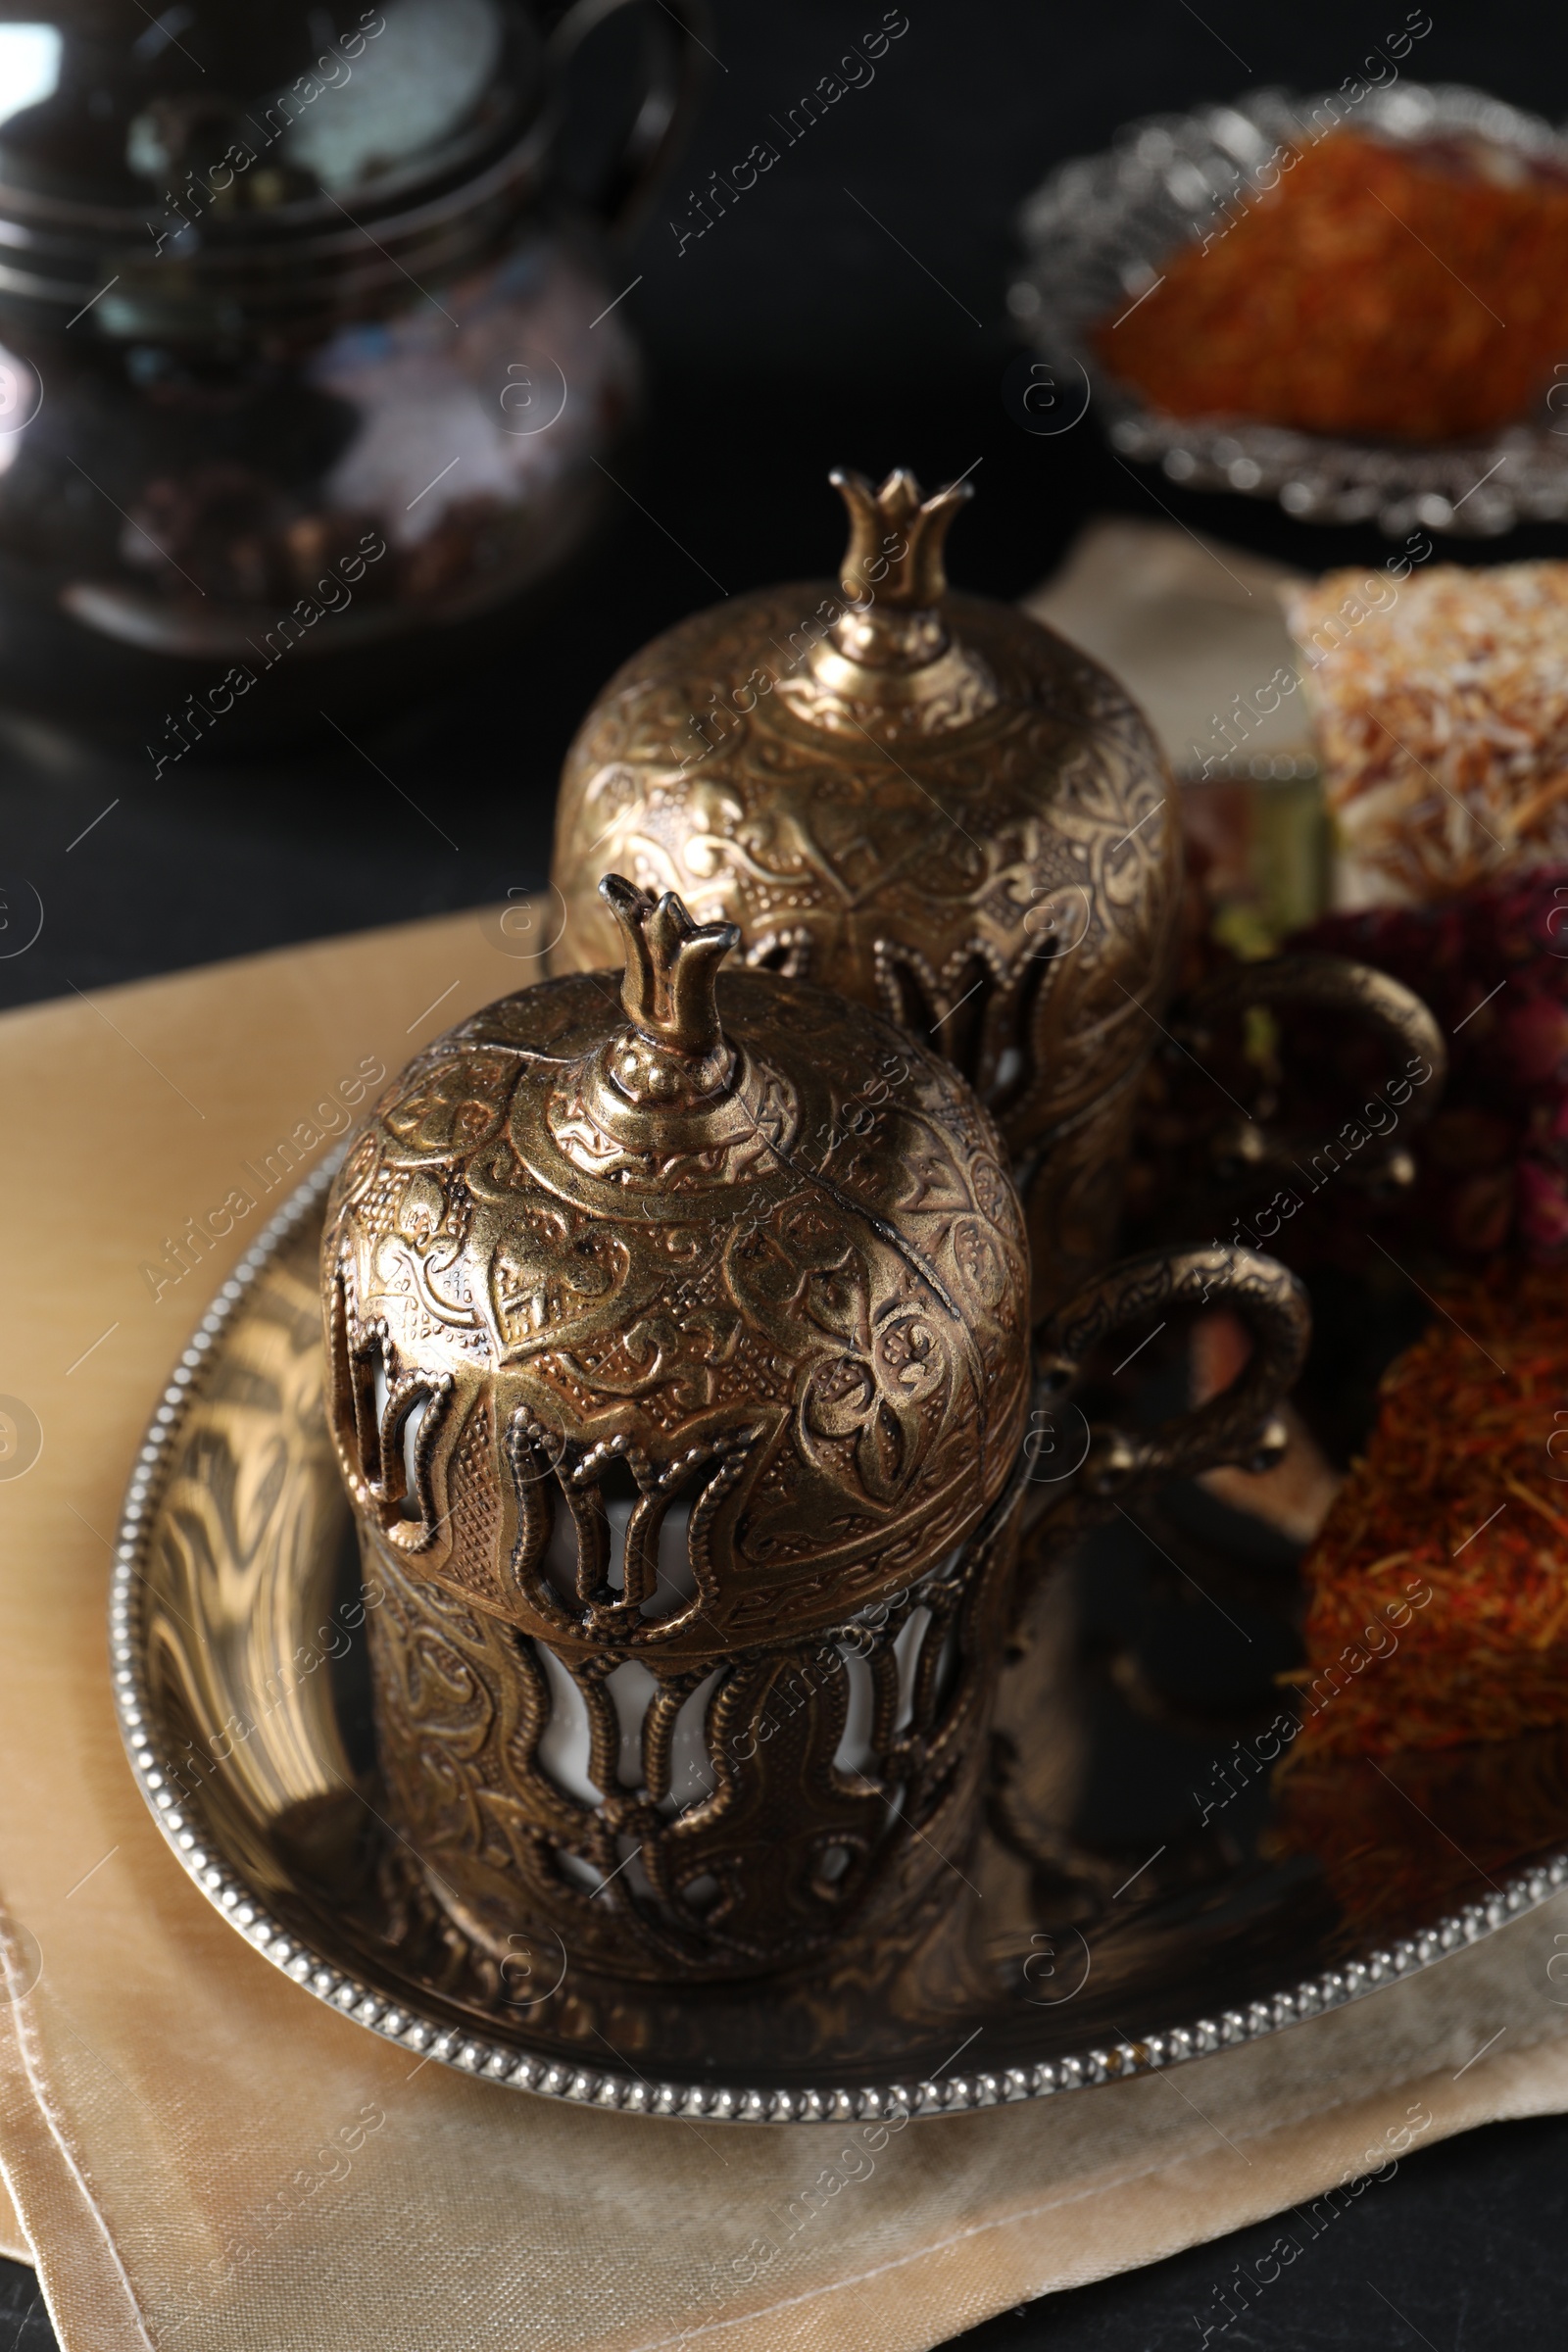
[1011,82,1568,537]
[110,1161,1568,2122]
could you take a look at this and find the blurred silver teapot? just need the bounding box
[0,0,703,752]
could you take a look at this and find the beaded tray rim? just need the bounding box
[109,1158,1568,2124]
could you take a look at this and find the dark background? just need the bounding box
[7,0,1568,2343]
[18,0,1568,1020]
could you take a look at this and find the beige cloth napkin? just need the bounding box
[1025,514,1315,777]
[5,910,1568,2352]
[0,2173,25,2263]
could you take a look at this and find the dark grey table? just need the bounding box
[6,2,1566,2342]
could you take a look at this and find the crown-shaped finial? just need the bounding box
[829,466,972,612]
[597,873,739,1105]
[547,875,786,1182]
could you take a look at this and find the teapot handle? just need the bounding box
[1025,1244,1311,1536]
[549,0,710,241]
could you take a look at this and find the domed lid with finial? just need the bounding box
[322,872,1031,1668]
[548,466,1179,1315]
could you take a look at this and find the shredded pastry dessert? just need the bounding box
[1280,1267,1568,1763]
[1285,560,1568,902]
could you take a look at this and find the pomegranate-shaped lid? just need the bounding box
[322,873,1031,1667]
[549,467,1178,1157]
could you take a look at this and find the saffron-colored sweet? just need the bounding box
[1096,131,1568,442]
[1282,1267,1568,1763]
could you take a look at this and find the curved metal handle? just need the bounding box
[1175,952,1446,1198]
[1029,1244,1311,1532]
[549,0,710,239]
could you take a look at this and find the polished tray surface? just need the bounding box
[111,1166,1568,2123]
